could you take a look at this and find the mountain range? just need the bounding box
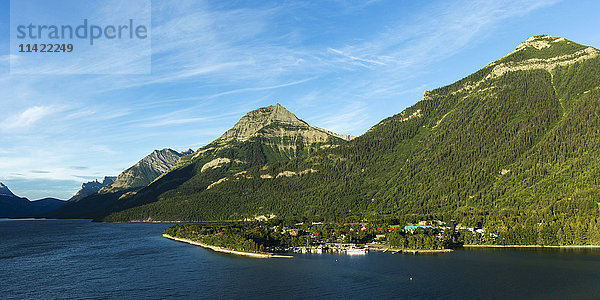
[0,182,65,218]
[99,149,190,194]
[12,35,600,244]
[48,104,350,219]
[69,176,116,202]
[97,35,600,240]
[104,103,352,220]
[47,148,192,219]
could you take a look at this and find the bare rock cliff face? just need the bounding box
[215,104,351,154]
[100,149,185,193]
[69,176,116,202]
[217,104,308,141]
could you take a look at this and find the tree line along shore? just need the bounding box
[162,218,600,258]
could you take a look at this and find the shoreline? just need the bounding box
[162,234,293,258]
[367,244,453,254]
[463,244,600,249]
[390,248,453,254]
[398,249,453,254]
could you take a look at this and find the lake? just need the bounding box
[1,219,599,299]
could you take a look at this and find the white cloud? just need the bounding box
[0,0,565,199]
[205,77,317,99]
[1,106,56,130]
[311,101,369,135]
[326,0,562,72]
[305,0,563,134]
[139,117,209,128]
[0,54,18,62]
[328,48,386,67]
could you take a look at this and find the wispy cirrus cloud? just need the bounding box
[302,0,563,133]
[205,77,317,99]
[1,106,57,130]
[0,0,568,199]
[328,48,386,68]
[324,0,562,71]
[310,101,370,135]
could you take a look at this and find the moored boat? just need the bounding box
[346,247,367,255]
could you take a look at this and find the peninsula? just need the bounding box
[162,234,292,258]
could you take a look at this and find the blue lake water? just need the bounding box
[1,219,600,299]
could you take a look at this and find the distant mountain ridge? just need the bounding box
[69,176,116,202]
[48,148,192,219]
[0,182,16,197]
[0,182,65,218]
[99,149,188,193]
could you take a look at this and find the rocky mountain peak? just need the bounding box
[514,35,559,51]
[99,148,184,193]
[500,35,598,63]
[217,104,309,142]
[436,35,600,99]
[69,176,117,202]
[270,103,305,124]
[143,149,183,169]
[181,148,195,156]
[101,176,117,186]
[0,182,16,197]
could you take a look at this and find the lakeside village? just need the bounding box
[164,219,495,256]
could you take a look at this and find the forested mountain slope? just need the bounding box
[103,104,351,218]
[105,36,600,243]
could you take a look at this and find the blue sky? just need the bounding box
[1,0,600,200]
